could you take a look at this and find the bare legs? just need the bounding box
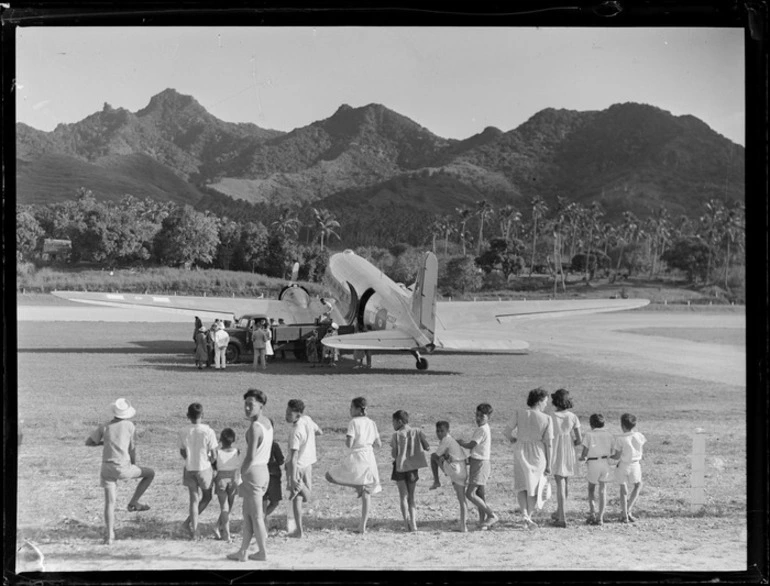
[465,484,497,528]
[452,483,468,532]
[429,453,442,489]
[183,486,212,539]
[620,481,642,522]
[553,475,568,525]
[103,485,116,544]
[228,491,267,562]
[358,490,371,534]
[396,480,418,531]
[216,488,235,541]
[127,467,155,509]
[517,489,538,529]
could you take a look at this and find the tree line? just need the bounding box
[17,187,745,296]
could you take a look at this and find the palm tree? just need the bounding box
[440,215,455,255]
[616,211,638,273]
[271,206,301,240]
[721,202,745,290]
[475,199,494,255]
[581,201,604,282]
[312,207,341,251]
[699,199,725,283]
[528,195,549,276]
[427,218,443,253]
[455,206,473,256]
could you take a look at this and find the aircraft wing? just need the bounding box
[50,290,303,322]
[434,331,529,353]
[436,298,650,329]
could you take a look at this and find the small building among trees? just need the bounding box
[42,239,72,263]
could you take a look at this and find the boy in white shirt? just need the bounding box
[578,413,615,525]
[457,403,499,530]
[611,413,647,523]
[285,399,323,537]
[179,402,218,539]
[430,420,470,532]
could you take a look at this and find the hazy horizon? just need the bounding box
[16,27,745,145]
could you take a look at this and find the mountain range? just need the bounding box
[17,88,744,222]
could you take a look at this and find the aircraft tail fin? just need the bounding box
[411,252,438,337]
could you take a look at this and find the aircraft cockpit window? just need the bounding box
[238,317,250,328]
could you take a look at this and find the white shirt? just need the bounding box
[435,434,468,462]
[178,423,218,471]
[470,423,491,460]
[582,428,615,458]
[288,415,321,468]
[347,417,379,449]
[615,431,646,462]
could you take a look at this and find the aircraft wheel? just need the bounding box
[416,358,429,370]
[226,343,240,364]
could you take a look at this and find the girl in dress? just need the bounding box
[506,387,553,529]
[325,397,382,533]
[390,410,430,532]
[549,388,582,528]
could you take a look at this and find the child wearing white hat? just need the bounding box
[85,398,155,544]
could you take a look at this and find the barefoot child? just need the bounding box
[612,413,646,523]
[429,420,470,531]
[325,397,382,534]
[262,419,286,524]
[85,398,155,544]
[285,399,323,537]
[213,428,240,542]
[179,402,218,539]
[578,413,614,525]
[390,410,430,532]
[549,389,582,528]
[227,389,272,562]
[457,404,499,530]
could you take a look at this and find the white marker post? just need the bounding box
[691,428,706,513]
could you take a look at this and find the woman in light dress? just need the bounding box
[549,388,582,528]
[505,387,553,529]
[325,396,382,533]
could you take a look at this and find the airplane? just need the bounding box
[52,249,649,370]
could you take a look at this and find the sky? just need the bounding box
[15,27,745,145]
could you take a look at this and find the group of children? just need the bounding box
[85,389,646,552]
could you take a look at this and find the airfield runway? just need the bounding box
[14,300,748,573]
[17,302,746,387]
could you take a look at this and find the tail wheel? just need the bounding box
[226,343,240,364]
[416,358,429,370]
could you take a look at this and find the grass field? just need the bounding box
[14,310,748,573]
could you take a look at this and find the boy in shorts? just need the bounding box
[579,413,614,525]
[611,413,647,523]
[85,398,155,545]
[213,428,240,542]
[430,420,470,531]
[179,402,218,539]
[285,399,323,537]
[457,403,499,530]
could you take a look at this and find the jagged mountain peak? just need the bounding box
[137,88,208,118]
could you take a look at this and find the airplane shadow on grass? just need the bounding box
[135,356,461,376]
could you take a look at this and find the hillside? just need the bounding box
[17,89,744,223]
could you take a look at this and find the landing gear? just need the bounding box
[411,350,429,371]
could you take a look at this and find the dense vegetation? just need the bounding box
[17,187,745,302]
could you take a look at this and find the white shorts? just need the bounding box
[441,460,468,487]
[586,459,612,484]
[614,461,642,486]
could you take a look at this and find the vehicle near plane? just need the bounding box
[52,250,649,370]
[224,313,354,364]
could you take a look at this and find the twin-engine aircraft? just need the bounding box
[52,250,649,370]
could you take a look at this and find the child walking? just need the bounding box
[390,410,430,532]
[285,399,323,538]
[213,428,240,542]
[612,413,646,523]
[430,420,470,532]
[179,402,218,539]
[325,397,382,534]
[263,420,286,524]
[457,403,499,530]
[579,414,614,526]
[85,398,155,545]
[549,389,582,528]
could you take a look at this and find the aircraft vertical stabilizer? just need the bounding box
[411,252,438,337]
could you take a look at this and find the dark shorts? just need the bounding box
[263,474,282,503]
[183,467,214,491]
[468,458,491,486]
[214,470,238,495]
[391,462,419,483]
